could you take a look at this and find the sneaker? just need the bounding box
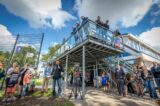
[2,98,6,102]
[21,97,25,100]
[58,95,62,98]
[6,98,12,102]
[11,96,17,101]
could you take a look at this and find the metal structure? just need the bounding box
[122,34,160,61]
[0,33,44,89]
[53,19,124,97]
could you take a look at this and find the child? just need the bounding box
[101,71,109,92]
[22,70,31,97]
[106,73,110,92]
[3,66,20,102]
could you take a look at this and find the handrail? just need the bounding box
[104,57,134,74]
[98,63,117,86]
[53,19,124,60]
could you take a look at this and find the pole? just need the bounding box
[82,45,86,97]
[9,34,19,66]
[36,33,44,68]
[93,65,96,87]
[110,68,112,89]
[64,55,68,91]
[96,60,98,88]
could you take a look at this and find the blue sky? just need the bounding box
[0,0,160,53]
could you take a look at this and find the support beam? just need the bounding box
[64,55,68,91]
[82,45,86,97]
[96,60,98,88]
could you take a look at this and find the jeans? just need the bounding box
[117,79,124,95]
[127,82,135,94]
[155,78,160,88]
[52,78,62,96]
[74,77,81,96]
[42,77,50,91]
[147,79,158,99]
[22,84,29,96]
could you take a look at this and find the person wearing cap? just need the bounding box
[51,60,64,97]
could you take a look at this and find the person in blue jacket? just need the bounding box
[101,71,109,92]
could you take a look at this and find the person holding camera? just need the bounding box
[51,60,64,97]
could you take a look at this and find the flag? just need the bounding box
[16,46,22,53]
[26,52,34,57]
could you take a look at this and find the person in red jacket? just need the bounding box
[21,69,31,97]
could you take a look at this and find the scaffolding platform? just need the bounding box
[53,19,124,97]
[54,19,124,66]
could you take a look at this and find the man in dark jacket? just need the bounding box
[151,62,160,93]
[114,64,125,96]
[51,60,64,97]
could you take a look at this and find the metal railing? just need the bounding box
[54,19,124,59]
[103,56,134,74]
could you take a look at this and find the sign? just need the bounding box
[26,52,34,57]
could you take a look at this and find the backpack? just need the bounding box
[7,72,19,87]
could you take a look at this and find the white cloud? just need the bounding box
[0,24,11,35]
[139,27,160,50]
[50,42,59,46]
[0,0,75,29]
[0,24,15,52]
[75,0,153,28]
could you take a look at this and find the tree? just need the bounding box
[41,44,60,62]
[0,51,10,67]
[11,46,38,66]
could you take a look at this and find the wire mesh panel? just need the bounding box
[0,33,44,68]
[0,35,16,66]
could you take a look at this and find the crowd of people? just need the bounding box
[0,59,160,104]
[0,62,37,102]
[0,60,64,103]
[70,16,122,50]
[114,63,160,98]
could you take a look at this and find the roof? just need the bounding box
[123,33,160,55]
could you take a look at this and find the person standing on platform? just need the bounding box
[51,60,64,97]
[95,16,103,38]
[114,64,125,96]
[81,16,89,36]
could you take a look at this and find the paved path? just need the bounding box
[36,85,159,106]
[64,88,159,106]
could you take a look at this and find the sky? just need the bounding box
[0,0,160,55]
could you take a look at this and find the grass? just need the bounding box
[0,90,3,101]
[32,78,43,86]
[0,78,75,106]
